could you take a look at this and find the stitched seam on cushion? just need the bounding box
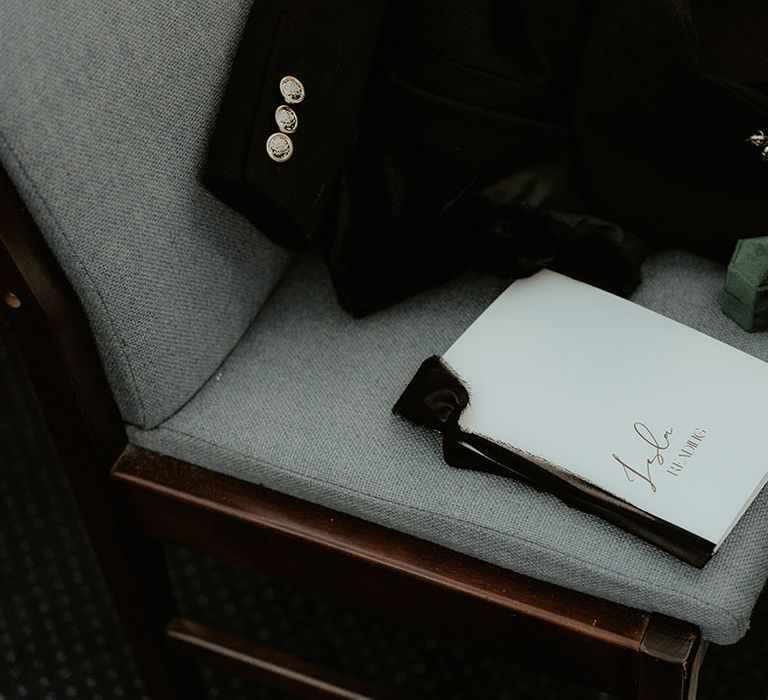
[156,250,297,425]
[144,423,745,637]
[0,128,149,426]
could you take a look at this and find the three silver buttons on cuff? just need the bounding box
[267,76,304,162]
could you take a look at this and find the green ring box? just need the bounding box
[722,236,768,332]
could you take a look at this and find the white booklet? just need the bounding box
[441,270,768,562]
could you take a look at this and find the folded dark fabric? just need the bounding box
[204,0,768,316]
[577,0,768,262]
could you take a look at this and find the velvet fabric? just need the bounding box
[392,356,714,567]
[204,0,768,316]
[577,0,768,261]
[722,237,768,331]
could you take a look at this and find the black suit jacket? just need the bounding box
[205,0,768,315]
[204,0,387,250]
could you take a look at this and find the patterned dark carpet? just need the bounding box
[1,322,767,700]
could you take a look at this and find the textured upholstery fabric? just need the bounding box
[130,249,768,644]
[5,0,766,652]
[0,0,293,428]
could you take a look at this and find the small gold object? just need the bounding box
[2,291,21,309]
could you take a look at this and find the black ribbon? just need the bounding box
[393,355,715,568]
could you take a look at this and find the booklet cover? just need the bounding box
[396,270,768,567]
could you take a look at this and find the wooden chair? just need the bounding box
[0,156,707,700]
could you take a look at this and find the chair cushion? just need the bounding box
[129,249,768,644]
[0,0,293,428]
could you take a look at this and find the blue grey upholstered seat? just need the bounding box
[0,0,292,428]
[3,0,768,646]
[127,251,768,645]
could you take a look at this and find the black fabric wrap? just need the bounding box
[393,356,715,568]
[323,0,652,314]
[204,0,768,316]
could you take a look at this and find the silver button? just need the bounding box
[275,105,298,134]
[747,130,768,162]
[266,133,293,162]
[279,75,305,104]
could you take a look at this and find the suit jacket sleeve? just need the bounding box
[203,0,387,249]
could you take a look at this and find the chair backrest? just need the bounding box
[0,1,293,429]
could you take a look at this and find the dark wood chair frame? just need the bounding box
[0,163,707,699]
